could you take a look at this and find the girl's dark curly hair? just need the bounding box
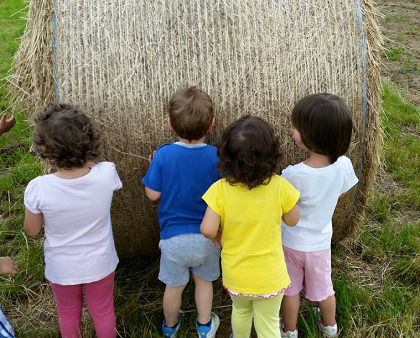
[32,102,100,169]
[217,115,281,190]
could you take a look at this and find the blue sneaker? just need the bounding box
[196,311,220,338]
[162,312,182,338]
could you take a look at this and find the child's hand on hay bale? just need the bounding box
[0,113,16,136]
[148,150,157,164]
[0,257,18,276]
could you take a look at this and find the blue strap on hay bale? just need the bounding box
[348,0,369,222]
[53,0,59,102]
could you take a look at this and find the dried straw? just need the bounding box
[11,0,55,109]
[12,0,382,256]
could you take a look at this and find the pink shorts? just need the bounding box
[283,246,334,302]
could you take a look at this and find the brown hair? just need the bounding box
[292,93,353,163]
[32,102,100,169]
[169,86,214,141]
[217,115,281,190]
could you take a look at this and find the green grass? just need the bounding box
[0,0,27,108]
[393,14,409,21]
[1,1,420,337]
[334,275,419,337]
[381,83,420,207]
[382,46,405,61]
[325,82,420,337]
[396,32,406,41]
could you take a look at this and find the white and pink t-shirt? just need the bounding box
[24,162,122,285]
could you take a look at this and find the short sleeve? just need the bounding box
[280,177,300,213]
[110,162,123,191]
[341,157,359,194]
[142,149,163,192]
[24,179,42,214]
[281,165,293,180]
[202,181,222,216]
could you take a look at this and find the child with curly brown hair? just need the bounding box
[23,103,122,338]
[201,115,300,338]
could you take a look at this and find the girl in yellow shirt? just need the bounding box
[201,115,300,338]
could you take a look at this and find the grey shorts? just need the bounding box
[158,233,221,287]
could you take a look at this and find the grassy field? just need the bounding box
[1,1,419,337]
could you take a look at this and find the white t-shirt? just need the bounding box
[281,156,358,252]
[24,162,122,285]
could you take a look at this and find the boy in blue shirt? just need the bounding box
[142,86,220,338]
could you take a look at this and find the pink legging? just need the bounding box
[50,271,116,338]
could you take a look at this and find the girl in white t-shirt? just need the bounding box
[280,94,358,338]
[23,103,122,338]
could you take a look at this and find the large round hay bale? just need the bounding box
[12,0,382,257]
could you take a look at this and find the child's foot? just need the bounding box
[196,311,220,338]
[162,312,182,338]
[319,322,338,338]
[313,307,338,337]
[280,317,298,338]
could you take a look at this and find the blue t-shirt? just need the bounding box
[142,142,219,239]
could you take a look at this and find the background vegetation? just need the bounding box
[1,0,419,337]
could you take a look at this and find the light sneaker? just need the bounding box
[196,311,220,338]
[280,317,298,338]
[162,312,182,338]
[313,307,338,338]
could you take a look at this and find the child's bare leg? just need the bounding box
[192,273,213,324]
[318,295,336,326]
[163,284,187,327]
[281,293,300,331]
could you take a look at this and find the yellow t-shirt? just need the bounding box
[202,175,300,295]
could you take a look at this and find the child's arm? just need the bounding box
[282,204,300,227]
[339,192,349,198]
[145,186,161,201]
[200,206,222,248]
[23,208,44,236]
[148,150,156,163]
[0,257,18,275]
[143,150,161,201]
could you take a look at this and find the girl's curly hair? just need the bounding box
[217,115,281,189]
[32,103,100,169]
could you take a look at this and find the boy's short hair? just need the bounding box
[33,102,100,169]
[292,93,353,163]
[217,115,281,190]
[169,86,214,141]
